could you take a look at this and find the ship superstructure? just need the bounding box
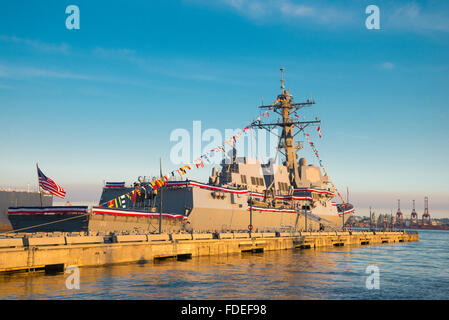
[156,69,354,232]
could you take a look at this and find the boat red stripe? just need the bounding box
[167,181,333,197]
[338,208,355,216]
[167,181,248,194]
[248,206,296,214]
[294,188,334,195]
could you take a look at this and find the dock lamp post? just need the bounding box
[249,194,253,238]
[159,185,163,234]
[304,206,308,232]
[159,158,163,234]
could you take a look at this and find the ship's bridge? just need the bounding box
[261,159,291,195]
[213,157,267,193]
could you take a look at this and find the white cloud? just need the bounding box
[207,0,356,26]
[191,0,449,33]
[384,2,449,33]
[0,62,192,91]
[0,83,14,90]
[280,3,315,17]
[0,35,70,54]
[0,64,92,80]
[92,47,136,58]
[398,2,421,19]
[206,0,361,25]
[380,62,395,70]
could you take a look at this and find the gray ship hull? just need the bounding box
[8,212,88,233]
[161,181,350,232]
[97,180,353,233]
[7,206,187,234]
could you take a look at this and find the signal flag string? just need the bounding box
[303,132,346,205]
[100,98,331,208]
[99,98,280,207]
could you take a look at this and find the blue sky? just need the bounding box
[0,0,448,216]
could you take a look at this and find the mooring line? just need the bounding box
[2,213,90,236]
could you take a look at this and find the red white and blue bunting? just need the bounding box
[92,207,187,220]
[8,206,88,215]
[166,181,248,194]
[166,181,329,201]
[248,206,296,214]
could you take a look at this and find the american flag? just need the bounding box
[37,166,66,198]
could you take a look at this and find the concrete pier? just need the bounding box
[0,231,419,273]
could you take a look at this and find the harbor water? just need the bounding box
[0,229,447,300]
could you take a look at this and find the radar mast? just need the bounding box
[251,68,321,187]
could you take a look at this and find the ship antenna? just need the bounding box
[252,68,319,188]
[280,67,285,94]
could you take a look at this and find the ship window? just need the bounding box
[241,175,247,184]
[277,182,289,192]
[251,177,264,186]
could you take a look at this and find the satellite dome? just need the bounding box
[299,158,307,166]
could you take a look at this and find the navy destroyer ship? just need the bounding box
[156,68,354,232]
[7,69,354,234]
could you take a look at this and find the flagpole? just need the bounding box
[159,157,163,234]
[347,186,349,203]
[36,163,43,207]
